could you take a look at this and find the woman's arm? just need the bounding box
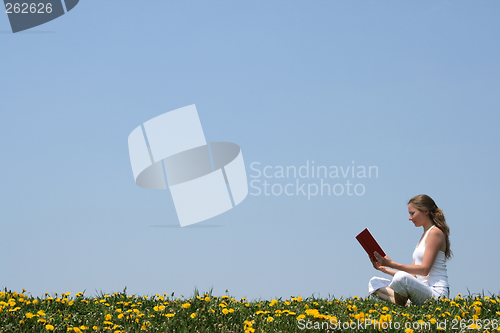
[374,228,444,276]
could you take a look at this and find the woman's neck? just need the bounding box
[422,220,434,233]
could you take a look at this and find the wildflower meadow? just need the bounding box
[1,288,499,332]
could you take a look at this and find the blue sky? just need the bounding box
[1,1,499,300]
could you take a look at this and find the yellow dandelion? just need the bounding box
[190,313,196,319]
[45,324,55,331]
[354,312,365,320]
[266,316,274,322]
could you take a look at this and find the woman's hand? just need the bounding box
[373,252,395,269]
[370,255,392,274]
[369,254,398,277]
[369,255,382,270]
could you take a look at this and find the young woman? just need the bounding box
[368,194,451,305]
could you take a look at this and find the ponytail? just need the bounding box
[408,195,452,260]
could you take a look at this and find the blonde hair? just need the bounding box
[408,194,452,260]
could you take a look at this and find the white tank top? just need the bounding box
[412,225,449,288]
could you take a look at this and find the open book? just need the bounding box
[356,228,386,261]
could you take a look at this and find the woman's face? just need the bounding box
[408,203,429,227]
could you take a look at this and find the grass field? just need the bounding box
[1,288,499,332]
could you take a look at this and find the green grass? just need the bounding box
[1,288,499,332]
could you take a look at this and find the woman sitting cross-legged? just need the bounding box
[368,194,451,306]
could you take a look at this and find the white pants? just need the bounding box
[369,271,449,305]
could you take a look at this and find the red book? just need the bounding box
[356,228,386,261]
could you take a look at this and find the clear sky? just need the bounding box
[1,1,499,301]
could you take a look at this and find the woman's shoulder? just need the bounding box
[427,226,445,243]
[429,225,444,237]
